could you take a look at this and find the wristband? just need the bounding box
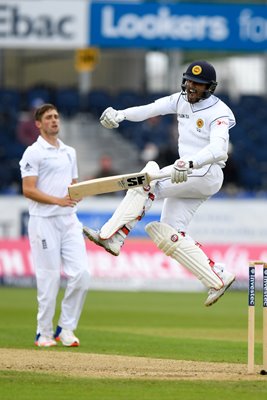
[189,161,194,169]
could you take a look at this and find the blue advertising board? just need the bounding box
[20,210,161,238]
[89,2,267,50]
[77,211,161,238]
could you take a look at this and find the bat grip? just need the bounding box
[150,172,171,181]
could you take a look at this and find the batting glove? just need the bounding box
[100,107,125,129]
[171,159,193,184]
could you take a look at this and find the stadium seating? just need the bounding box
[54,87,80,117]
[1,88,267,196]
[0,89,21,114]
[24,87,52,110]
[112,90,143,109]
[84,89,114,117]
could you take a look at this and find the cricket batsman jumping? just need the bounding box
[83,60,236,306]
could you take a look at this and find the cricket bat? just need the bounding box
[68,171,170,199]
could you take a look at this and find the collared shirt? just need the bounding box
[19,136,78,217]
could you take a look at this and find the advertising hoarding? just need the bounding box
[90,2,267,50]
[0,0,88,48]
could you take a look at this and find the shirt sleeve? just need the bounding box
[121,93,180,121]
[19,146,40,178]
[190,117,230,168]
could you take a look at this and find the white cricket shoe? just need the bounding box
[204,264,236,307]
[54,326,80,347]
[35,333,57,347]
[83,226,124,256]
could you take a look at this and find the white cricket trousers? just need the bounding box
[156,163,224,232]
[28,214,90,337]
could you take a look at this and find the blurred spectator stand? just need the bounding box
[16,98,44,147]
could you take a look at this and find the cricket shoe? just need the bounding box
[54,326,80,347]
[83,226,124,256]
[35,333,57,347]
[204,263,236,307]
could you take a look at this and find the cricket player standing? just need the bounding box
[19,104,90,347]
[84,60,236,306]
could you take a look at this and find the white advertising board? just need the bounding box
[0,196,266,245]
[188,199,267,245]
[0,1,88,48]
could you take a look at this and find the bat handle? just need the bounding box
[150,172,171,181]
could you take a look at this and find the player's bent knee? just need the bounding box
[100,161,160,239]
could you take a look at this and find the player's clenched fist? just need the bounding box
[171,159,193,183]
[100,107,125,129]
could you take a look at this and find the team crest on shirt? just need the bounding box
[192,65,202,75]
[196,119,204,129]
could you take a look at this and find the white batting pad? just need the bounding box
[100,161,160,239]
[145,221,223,289]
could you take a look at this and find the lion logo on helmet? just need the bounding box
[192,65,202,75]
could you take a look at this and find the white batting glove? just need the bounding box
[100,107,125,129]
[171,159,193,184]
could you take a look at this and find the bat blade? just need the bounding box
[68,171,170,199]
[69,172,150,199]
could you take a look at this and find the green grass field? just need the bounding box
[1,287,267,399]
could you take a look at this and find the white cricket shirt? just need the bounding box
[122,92,236,175]
[19,136,78,217]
